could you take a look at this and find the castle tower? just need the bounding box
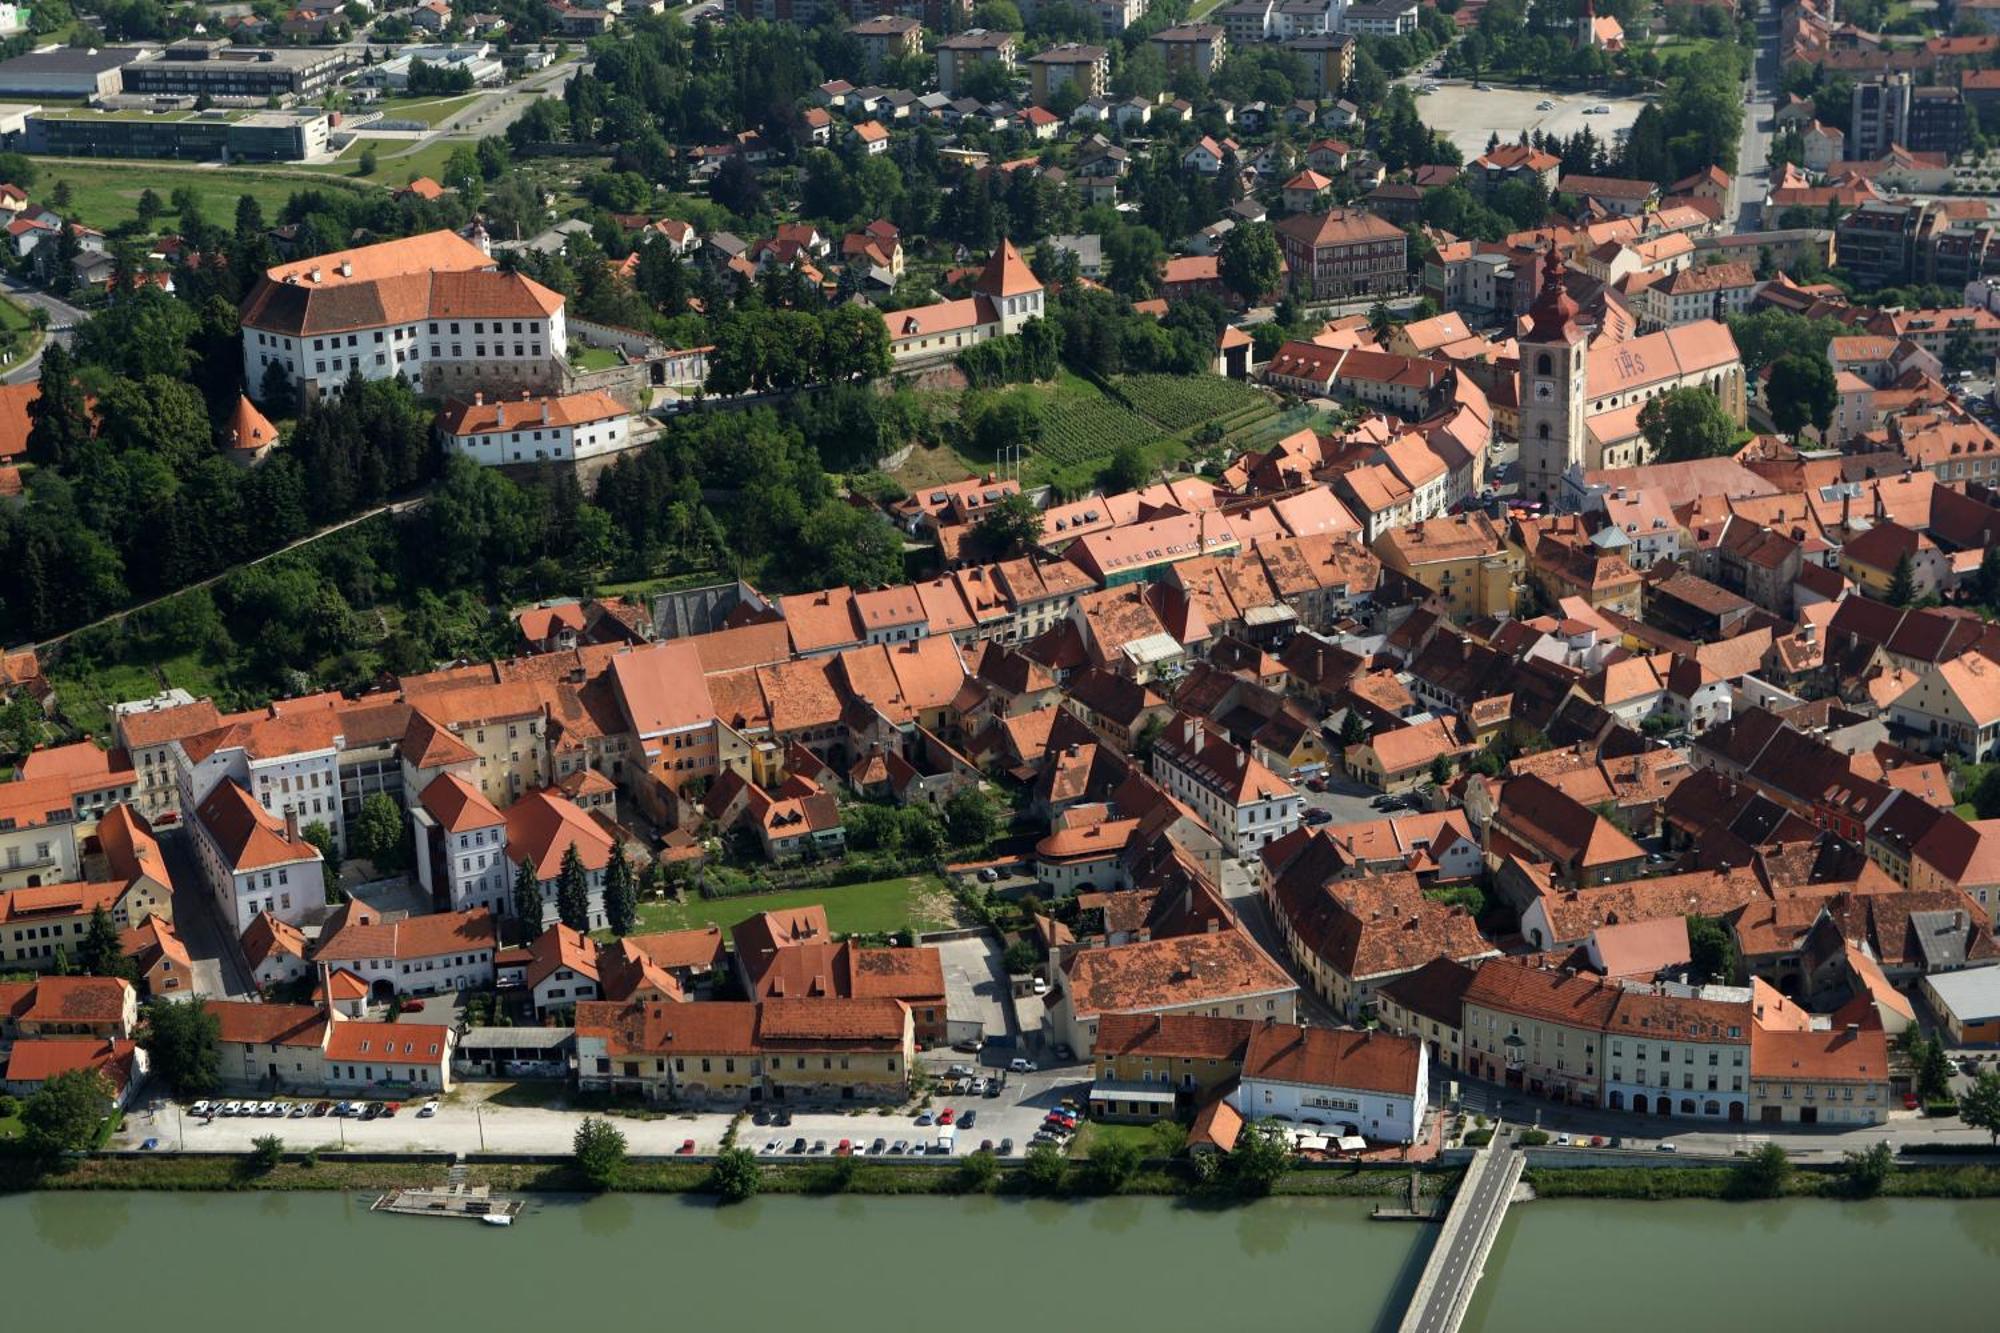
[1517,246,1588,507]
[975,239,1045,335]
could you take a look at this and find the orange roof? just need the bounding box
[241,911,308,971]
[4,1037,138,1092]
[438,390,626,438]
[976,239,1041,299]
[1240,1024,1420,1097]
[401,176,446,200]
[0,879,125,925]
[609,639,716,739]
[226,394,277,453]
[264,228,490,288]
[21,975,131,1024]
[202,998,325,1046]
[1751,1022,1887,1083]
[313,901,498,963]
[1061,928,1294,1019]
[323,1020,451,1065]
[194,780,320,873]
[503,787,614,879]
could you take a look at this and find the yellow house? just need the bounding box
[1749,1023,1889,1126]
[1090,1012,1256,1120]
[574,997,914,1105]
[1372,512,1523,619]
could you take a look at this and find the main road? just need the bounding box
[0,277,85,386]
[1398,1123,1526,1333]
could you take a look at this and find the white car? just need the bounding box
[191,1100,213,1117]
[1009,1057,1038,1073]
[417,1100,440,1118]
[1536,100,1554,110]
[221,1101,244,1117]
[1588,104,1611,115]
[259,1101,282,1117]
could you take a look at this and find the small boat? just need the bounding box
[481,1214,513,1227]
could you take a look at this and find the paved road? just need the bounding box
[1401,1125,1522,1333]
[1736,6,1780,230]
[0,278,84,385]
[158,828,257,999]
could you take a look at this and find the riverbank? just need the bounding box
[0,1151,1449,1201]
[1527,1163,2000,1200]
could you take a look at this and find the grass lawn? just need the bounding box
[0,292,42,368]
[300,137,466,186]
[624,874,955,939]
[1068,1120,1178,1159]
[0,1108,21,1141]
[569,343,624,372]
[369,94,482,128]
[32,159,371,232]
[51,652,231,739]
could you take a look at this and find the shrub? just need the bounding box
[1518,1129,1551,1146]
[250,1135,284,1171]
[573,1116,628,1191]
[709,1145,760,1203]
[1464,1129,1493,1147]
[1023,1142,1068,1194]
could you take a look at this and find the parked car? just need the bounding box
[753,1108,771,1125]
[836,1139,853,1156]
[417,1101,439,1118]
[1009,1057,1038,1073]
[312,1101,332,1117]
[953,1037,981,1053]
[890,1139,910,1155]
[191,1100,213,1117]
[381,1102,399,1118]
[810,1139,828,1154]
[762,1139,782,1155]
[999,1138,1015,1155]
[937,1108,956,1125]
[959,1110,978,1129]
[869,1137,887,1155]
[789,1137,808,1154]
[1303,808,1333,825]
[678,1139,697,1155]
[359,1102,381,1121]
[773,1109,793,1126]
[1656,1141,1678,1153]
[288,1102,309,1118]
[1536,99,1554,110]
[915,1111,935,1126]
[983,1080,1001,1098]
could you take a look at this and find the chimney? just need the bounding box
[308,267,322,283]
[542,401,551,425]
[473,390,484,406]
[337,260,352,278]
[496,404,506,428]
[285,810,300,843]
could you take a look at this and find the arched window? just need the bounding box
[1537,422,1550,440]
[1536,352,1553,376]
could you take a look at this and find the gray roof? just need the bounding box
[1911,911,1971,971]
[1926,965,2000,1023]
[457,1026,575,1050]
[0,45,142,75]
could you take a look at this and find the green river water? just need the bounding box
[4,1192,1998,1331]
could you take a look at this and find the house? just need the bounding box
[851,119,891,155]
[1461,958,1620,1106]
[1047,926,1299,1056]
[1262,839,1496,1019]
[1273,208,1407,301]
[1749,1019,1889,1125]
[3,1037,144,1107]
[1488,774,1648,889]
[322,1019,455,1093]
[242,911,310,990]
[1343,718,1463,794]
[119,916,193,998]
[1887,653,2000,763]
[203,999,328,1090]
[438,391,630,468]
[1150,22,1228,78]
[574,997,916,1104]
[1026,43,1111,107]
[1150,715,1301,858]
[1281,168,1334,214]
[1376,956,1476,1068]
[1090,1012,1254,1120]
[1232,1022,1428,1143]
[887,240,1045,366]
[503,787,617,930]
[188,780,327,935]
[1921,966,2000,1044]
[936,29,1016,96]
[311,901,499,999]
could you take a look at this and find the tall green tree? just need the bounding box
[1218,221,1281,305]
[556,843,591,933]
[141,998,222,1097]
[1766,353,1838,437]
[1686,915,1738,985]
[1888,553,1916,608]
[573,1116,627,1189]
[25,341,92,469]
[1960,1069,2000,1145]
[603,843,637,937]
[512,857,545,943]
[77,905,135,982]
[349,793,407,872]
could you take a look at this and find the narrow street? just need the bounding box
[158,828,257,999]
[1735,4,1781,230]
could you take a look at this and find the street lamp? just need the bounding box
[474,1101,486,1151]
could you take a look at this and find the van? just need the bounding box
[936,1127,957,1154]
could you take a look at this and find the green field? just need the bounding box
[50,652,231,739]
[569,343,623,372]
[626,874,955,939]
[300,136,466,185]
[32,159,371,231]
[368,94,481,128]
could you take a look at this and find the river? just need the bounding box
[4,1192,1998,1331]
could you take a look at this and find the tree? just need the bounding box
[1219,221,1281,305]
[77,905,135,981]
[1429,754,1454,786]
[968,491,1043,559]
[512,858,545,942]
[1087,1136,1142,1192]
[1368,302,1394,340]
[1103,439,1152,493]
[1912,1032,1953,1104]
[21,1068,109,1157]
[259,360,298,418]
[1766,353,1838,438]
[26,341,93,470]
[603,843,637,937]
[301,822,341,892]
[1730,1141,1793,1198]
[1685,915,1738,985]
[1961,1069,2000,1144]
[798,501,904,589]
[710,1144,761,1202]
[1024,1140,1069,1194]
[1339,709,1369,747]
[1224,1118,1294,1196]
[357,145,378,177]
[1888,553,1916,608]
[1842,1141,1894,1197]
[958,1147,1000,1192]
[141,998,222,1096]
[573,1116,627,1189]
[250,1134,285,1171]
[1003,939,1040,975]
[556,844,591,933]
[943,788,997,848]
[1977,547,2000,612]
[1638,386,1736,463]
[349,792,407,871]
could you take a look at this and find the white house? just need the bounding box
[174,707,349,857]
[1150,715,1302,859]
[1230,1022,1429,1144]
[322,1019,456,1093]
[189,780,327,934]
[412,772,512,914]
[310,901,500,1000]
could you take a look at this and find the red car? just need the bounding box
[836,1139,853,1156]
[1903,1093,1921,1110]
[937,1108,956,1125]
[678,1139,697,1155]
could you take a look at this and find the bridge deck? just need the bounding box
[1397,1125,1526,1333]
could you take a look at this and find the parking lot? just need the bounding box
[113,1063,1099,1161]
[1412,80,1648,161]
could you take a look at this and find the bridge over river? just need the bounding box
[1397,1124,1528,1333]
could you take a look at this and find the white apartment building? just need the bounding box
[189,780,327,933]
[1151,715,1302,859]
[239,229,565,404]
[412,772,513,916]
[174,710,349,857]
